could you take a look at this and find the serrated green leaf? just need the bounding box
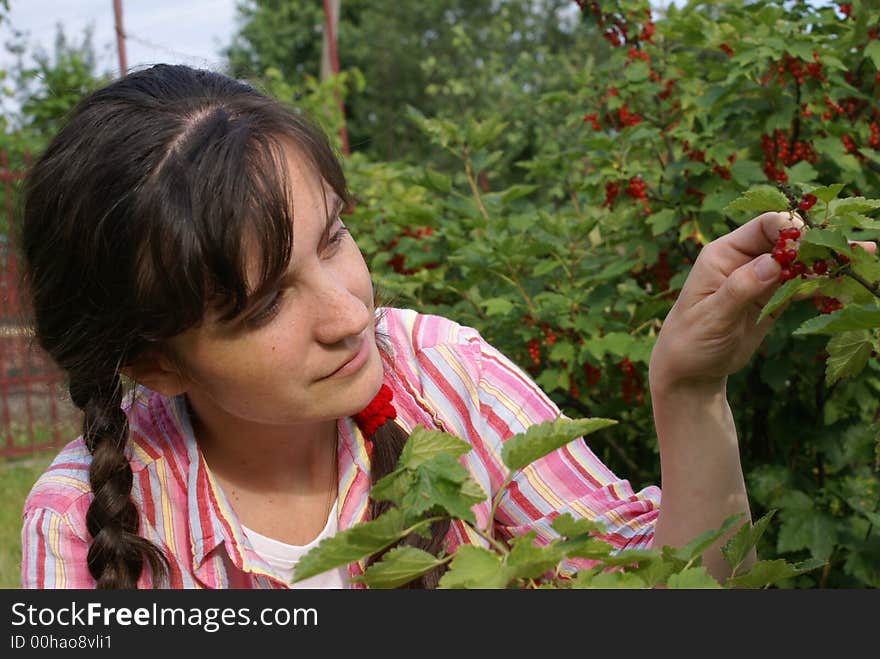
[357,546,445,589]
[825,331,873,386]
[370,469,416,506]
[829,197,880,217]
[673,512,744,563]
[438,545,511,588]
[666,566,722,589]
[721,510,776,573]
[293,508,409,582]
[399,456,485,524]
[501,417,618,471]
[505,532,565,581]
[777,509,837,560]
[551,512,605,538]
[793,305,880,335]
[757,278,822,324]
[726,559,825,589]
[571,569,647,589]
[399,426,473,469]
[723,185,789,215]
[808,183,845,204]
[630,556,676,587]
[800,228,851,252]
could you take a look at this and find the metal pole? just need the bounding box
[113,0,127,77]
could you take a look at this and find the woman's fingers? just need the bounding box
[719,211,803,260]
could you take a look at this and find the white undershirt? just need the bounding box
[241,499,349,588]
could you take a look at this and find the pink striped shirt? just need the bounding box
[21,307,660,588]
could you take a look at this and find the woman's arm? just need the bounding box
[647,211,874,582]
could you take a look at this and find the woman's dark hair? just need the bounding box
[20,64,447,589]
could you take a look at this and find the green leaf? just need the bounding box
[369,469,416,507]
[501,417,618,472]
[757,278,822,324]
[808,183,845,204]
[777,509,837,560]
[551,512,605,538]
[482,297,514,316]
[726,559,826,589]
[786,161,818,183]
[666,566,722,589]
[865,40,880,69]
[571,569,647,589]
[828,197,880,218]
[533,259,561,277]
[723,185,789,215]
[646,208,678,236]
[729,159,766,188]
[630,556,677,587]
[399,426,473,469]
[293,508,409,582]
[793,305,880,335]
[672,512,744,563]
[623,61,650,82]
[419,168,452,194]
[721,510,776,572]
[548,341,575,363]
[399,455,485,524]
[500,184,537,203]
[357,546,445,589]
[825,331,873,386]
[800,228,851,252]
[505,532,565,581]
[438,545,511,589]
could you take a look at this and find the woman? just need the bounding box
[19,64,845,589]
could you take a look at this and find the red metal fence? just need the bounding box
[0,149,80,457]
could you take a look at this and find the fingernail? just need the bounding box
[754,254,780,281]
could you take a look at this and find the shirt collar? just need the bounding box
[162,393,374,581]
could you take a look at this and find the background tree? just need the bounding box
[224,0,588,165]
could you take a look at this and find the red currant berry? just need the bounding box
[792,262,807,276]
[798,194,817,212]
[771,246,788,263]
[812,259,828,274]
[779,227,802,241]
[779,268,795,282]
[785,249,798,264]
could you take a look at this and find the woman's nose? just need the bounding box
[311,275,371,345]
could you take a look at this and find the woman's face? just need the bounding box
[165,145,383,435]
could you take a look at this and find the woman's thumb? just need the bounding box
[715,254,781,322]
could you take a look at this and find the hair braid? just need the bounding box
[70,373,169,588]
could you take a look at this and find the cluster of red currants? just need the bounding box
[770,218,846,314]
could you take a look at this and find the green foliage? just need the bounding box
[294,419,817,589]
[330,0,880,587]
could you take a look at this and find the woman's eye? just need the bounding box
[326,223,350,250]
[247,291,283,326]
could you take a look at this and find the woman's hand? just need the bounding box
[648,211,877,395]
